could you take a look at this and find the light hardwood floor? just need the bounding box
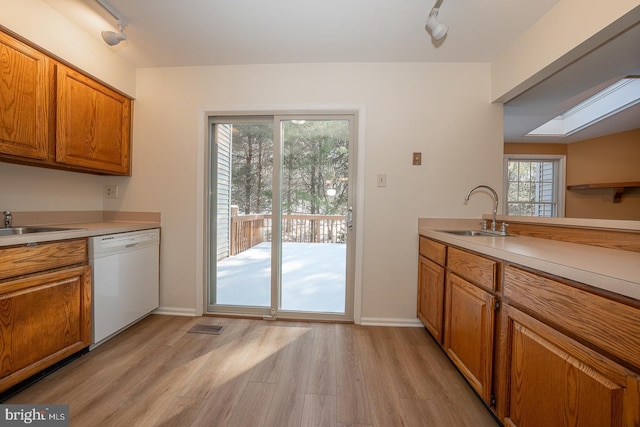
[7,315,500,427]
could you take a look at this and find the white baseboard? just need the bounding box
[153,306,197,317]
[359,317,423,327]
[150,309,422,327]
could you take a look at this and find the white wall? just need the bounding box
[0,163,103,210]
[123,62,503,321]
[492,0,640,102]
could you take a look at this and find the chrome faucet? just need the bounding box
[3,211,12,228]
[465,185,499,232]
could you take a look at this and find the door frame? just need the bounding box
[196,105,366,323]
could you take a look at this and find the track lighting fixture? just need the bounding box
[102,23,127,46]
[425,0,448,41]
[96,0,129,46]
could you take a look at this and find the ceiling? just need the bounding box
[44,0,561,66]
[42,0,640,144]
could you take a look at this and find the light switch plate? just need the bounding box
[377,174,387,187]
[413,152,422,165]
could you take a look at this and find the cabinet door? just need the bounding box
[56,65,131,175]
[498,305,640,427]
[444,272,495,403]
[0,31,50,159]
[0,266,92,392]
[418,255,445,343]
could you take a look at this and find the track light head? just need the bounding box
[102,23,127,46]
[425,15,448,40]
[425,0,448,41]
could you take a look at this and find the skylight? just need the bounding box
[526,77,640,137]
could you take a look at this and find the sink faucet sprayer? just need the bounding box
[464,185,499,232]
[4,211,12,228]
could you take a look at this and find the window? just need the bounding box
[526,77,640,137]
[503,155,565,217]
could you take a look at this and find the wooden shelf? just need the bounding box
[567,181,640,203]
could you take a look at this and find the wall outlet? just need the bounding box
[105,185,119,199]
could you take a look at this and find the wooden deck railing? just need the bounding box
[230,214,346,256]
[230,214,269,256]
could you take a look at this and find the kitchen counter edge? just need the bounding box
[0,222,161,247]
[419,226,640,302]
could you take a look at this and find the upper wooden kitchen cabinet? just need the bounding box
[0,31,52,160]
[56,65,131,175]
[0,29,132,175]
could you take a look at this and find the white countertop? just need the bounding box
[419,223,640,301]
[0,221,160,247]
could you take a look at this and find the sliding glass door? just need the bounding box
[211,118,274,309]
[279,119,350,314]
[208,114,356,321]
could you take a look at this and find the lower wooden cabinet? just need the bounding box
[417,237,498,405]
[0,239,92,393]
[0,265,92,392]
[417,255,445,343]
[417,235,640,425]
[443,272,495,404]
[497,304,640,427]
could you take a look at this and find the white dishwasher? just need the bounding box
[88,228,160,348]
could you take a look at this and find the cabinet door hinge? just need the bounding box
[494,300,500,311]
[490,395,496,407]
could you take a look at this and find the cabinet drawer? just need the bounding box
[447,247,497,291]
[0,239,87,281]
[419,236,446,265]
[503,265,640,370]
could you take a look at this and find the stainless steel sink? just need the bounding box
[0,226,79,236]
[438,230,514,237]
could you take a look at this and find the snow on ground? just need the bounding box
[216,242,346,313]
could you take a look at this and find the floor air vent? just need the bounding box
[188,324,224,335]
